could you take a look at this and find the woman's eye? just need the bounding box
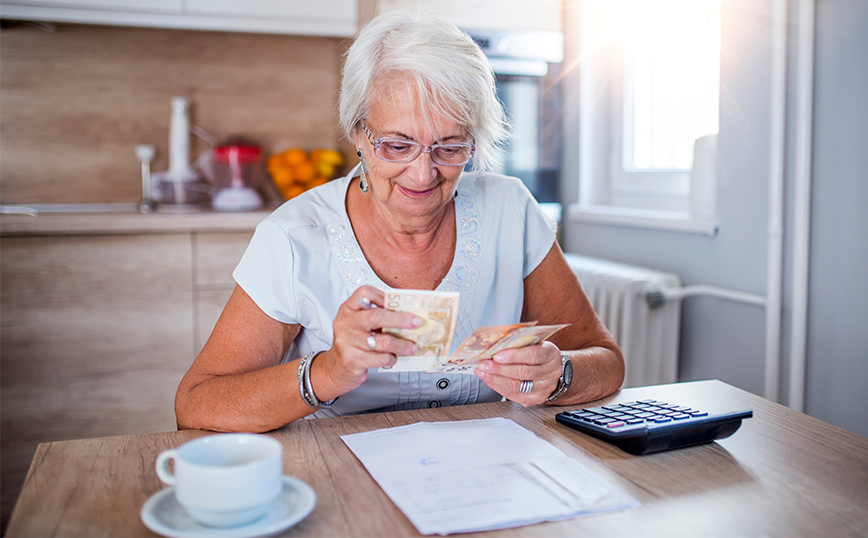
[383,142,412,153]
[437,146,461,155]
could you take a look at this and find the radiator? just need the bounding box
[565,254,682,388]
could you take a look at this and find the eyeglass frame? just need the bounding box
[361,121,476,166]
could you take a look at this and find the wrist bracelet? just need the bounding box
[297,351,338,409]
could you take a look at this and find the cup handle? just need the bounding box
[155,449,178,486]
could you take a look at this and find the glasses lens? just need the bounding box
[374,139,475,166]
[377,140,421,162]
[432,144,474,165]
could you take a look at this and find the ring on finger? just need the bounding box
[519,380,534,394]
[366,333,377,352]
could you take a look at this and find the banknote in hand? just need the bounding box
[428,323,570,374]
[379,289,460,372]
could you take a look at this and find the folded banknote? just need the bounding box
[380,289,460,372]
[378,289,567,374]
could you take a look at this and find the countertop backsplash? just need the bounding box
[0,22,354,205]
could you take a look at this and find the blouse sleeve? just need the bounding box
[516,183,558,278]
[232,219,298,324]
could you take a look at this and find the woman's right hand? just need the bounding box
[315,286,423,397]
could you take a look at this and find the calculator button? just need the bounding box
[672,414,690,420]
[654,417,672,423]
[690,411,708,417]
[594,418,616,425]
[626,419,643,424]
[636,412,654,418]
[607,421,626,428]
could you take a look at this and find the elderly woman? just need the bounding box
[175,12,624,432]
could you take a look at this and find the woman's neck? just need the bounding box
[346,179,456,289]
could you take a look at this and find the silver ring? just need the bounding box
[519,380,534,394]
[366,333,377,352]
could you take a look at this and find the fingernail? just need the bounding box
[477,361,491,372]
[411,316,424,327]
[493,354,507,363]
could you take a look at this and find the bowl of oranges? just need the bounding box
[267,148,345,200]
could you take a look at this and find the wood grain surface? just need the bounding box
[6,380,868,537]
[0,23,352,205]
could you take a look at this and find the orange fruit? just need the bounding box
[266,154,285,173]
[281,184,306,200]
[308,177,328,189]
[293,162,316,183]
[283,148,308,167]
[270,167,294,188]
[315,162,336,179]
[313,149,345,166]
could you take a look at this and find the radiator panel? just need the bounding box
[565,254,681,388]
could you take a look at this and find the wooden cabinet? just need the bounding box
[0,0,358,37]
[0,216,256,531]
[376,0,562,32]
[192,231,254,353]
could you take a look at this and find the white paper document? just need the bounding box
[341,417,640,535]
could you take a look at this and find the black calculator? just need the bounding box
[555,399,752,455]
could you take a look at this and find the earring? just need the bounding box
[357,150,369,193]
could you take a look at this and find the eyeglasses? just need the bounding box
[362,122,475,166]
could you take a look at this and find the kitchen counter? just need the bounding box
[1,205,266,526]
[0,206,273,237]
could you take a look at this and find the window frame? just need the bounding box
[567,0,720,234]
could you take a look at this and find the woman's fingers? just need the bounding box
[474,342,563,405]
[330,287,422,380]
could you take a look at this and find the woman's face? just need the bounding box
[354,85,467,225]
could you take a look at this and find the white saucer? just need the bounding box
[141,476,316,538]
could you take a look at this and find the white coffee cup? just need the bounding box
[155,433,283,527]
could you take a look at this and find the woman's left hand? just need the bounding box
[474,341,563,406]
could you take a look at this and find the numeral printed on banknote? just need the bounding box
[379,290,460,372]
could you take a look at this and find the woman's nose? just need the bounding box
[408,150,437,185]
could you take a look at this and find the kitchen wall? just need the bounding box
[563,0,868,438]
[0,21,355,204]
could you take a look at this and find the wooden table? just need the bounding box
[7,380,868,537]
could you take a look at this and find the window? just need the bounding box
[574,0,721,229]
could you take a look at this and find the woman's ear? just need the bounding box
[352,126,364,155]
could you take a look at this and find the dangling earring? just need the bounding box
[357,150,369,193]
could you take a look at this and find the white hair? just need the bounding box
[339,10,509,172]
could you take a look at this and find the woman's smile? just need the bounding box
[396,183,440,198]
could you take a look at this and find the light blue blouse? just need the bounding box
[233,167,557,418]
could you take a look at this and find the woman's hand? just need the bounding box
[314,285,423,398]
[474,341,564,406]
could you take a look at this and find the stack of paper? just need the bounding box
[341,417,640,535]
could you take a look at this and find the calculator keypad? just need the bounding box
[563,399,709,431]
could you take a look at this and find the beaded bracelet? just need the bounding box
[297,350,338,409]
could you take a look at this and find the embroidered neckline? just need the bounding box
[329,178,482,293]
